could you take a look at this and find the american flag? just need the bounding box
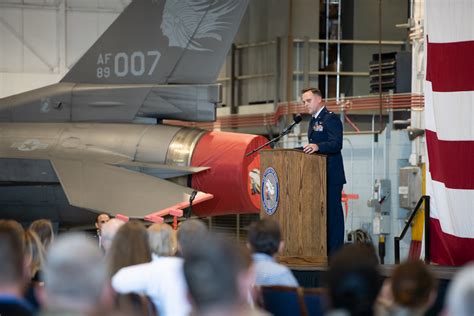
[425,0,474,265]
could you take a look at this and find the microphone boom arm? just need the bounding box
[245,124,295,157]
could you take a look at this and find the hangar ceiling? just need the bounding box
[0,0,134,96]
[0,0,130,74]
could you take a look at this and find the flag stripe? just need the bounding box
[427,176,474,237]
[430,218,474,266]
[426,38,474,92]
[426,129,474,189]
[425,1,474,44]
[424,84,474,141]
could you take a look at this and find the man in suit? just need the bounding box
[301,87,346,256]
[95,213,110,249]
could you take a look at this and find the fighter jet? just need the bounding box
[0,0,266,227]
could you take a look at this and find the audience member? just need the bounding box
[183,233,265,316]
[95,213,111,249]
[24,229,46,280]
[176,219,208,256]
[325,243,382,316]
[247,219,298,286]
[148,222,177,257]
[113,222,190,316]
[0,220,33,316]
[106,220,152,313]
[388,260,436,316]
[106,220,151,278]
[24,228,46,311]
[100,218,125,253]
[29,219,54,250]
[37,232,113,314]
[444,263,474,316]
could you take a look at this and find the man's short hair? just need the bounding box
[177,219,208,256]
[0,220,25,285]
[326,244,382,315]
[247,219,281,256]
[183,234,250,311]
[301,87,322,97]
[148,223,176,256]
[325,244,382,315]
[391,260,436,308]
[96,213,111,223]
[43,233,107,309]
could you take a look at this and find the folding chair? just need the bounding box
[302,287,325,316]
[260,285,307,316]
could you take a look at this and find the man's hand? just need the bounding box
[303,143,319,154]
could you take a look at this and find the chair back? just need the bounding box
[260,285,307,316]
[303,287,325,316]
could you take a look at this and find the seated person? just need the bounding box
[378,259,437,316]
[444,263,474,316]
[37,233,114,315]
[325,244,382,316]
[176,219,208,257]
[112,222,191,316]
[247,219,298,287]
[0,220,34,316]
[183,233,266,316]
[106,220,152,278]
[106,220,152,313]
[29,218,54,250]
[23,229,46,312]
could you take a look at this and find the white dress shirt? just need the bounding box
[313,106,326,119]
[112,254,191,316]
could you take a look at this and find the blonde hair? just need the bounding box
[148,223,177,257]
[24,229,46,277]
[30,219,54,250]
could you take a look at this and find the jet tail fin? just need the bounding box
[61,0,248,85]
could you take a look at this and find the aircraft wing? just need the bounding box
[110,160,209,179]
[51,158,211,218]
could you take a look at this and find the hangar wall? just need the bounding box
[0,0,128,97]
[341,0,409,96]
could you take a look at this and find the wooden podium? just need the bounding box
[260,149,327,266]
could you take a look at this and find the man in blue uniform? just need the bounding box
[301,87,346,256]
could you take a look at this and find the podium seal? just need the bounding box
[261,167,279,215]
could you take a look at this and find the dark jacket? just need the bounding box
[307,107,346,185]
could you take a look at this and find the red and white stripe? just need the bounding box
[425,0,474,266]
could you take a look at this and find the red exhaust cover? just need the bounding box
[191,131,269,216]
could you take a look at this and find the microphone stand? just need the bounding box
[185,190,198,218]
[245,128,293,157]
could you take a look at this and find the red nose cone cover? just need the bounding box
[190,131,269,216]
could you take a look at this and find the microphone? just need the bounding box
[245,114,302,157]
[281,114,302,135]
[189,190,198,203]
[185,190,198,218]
